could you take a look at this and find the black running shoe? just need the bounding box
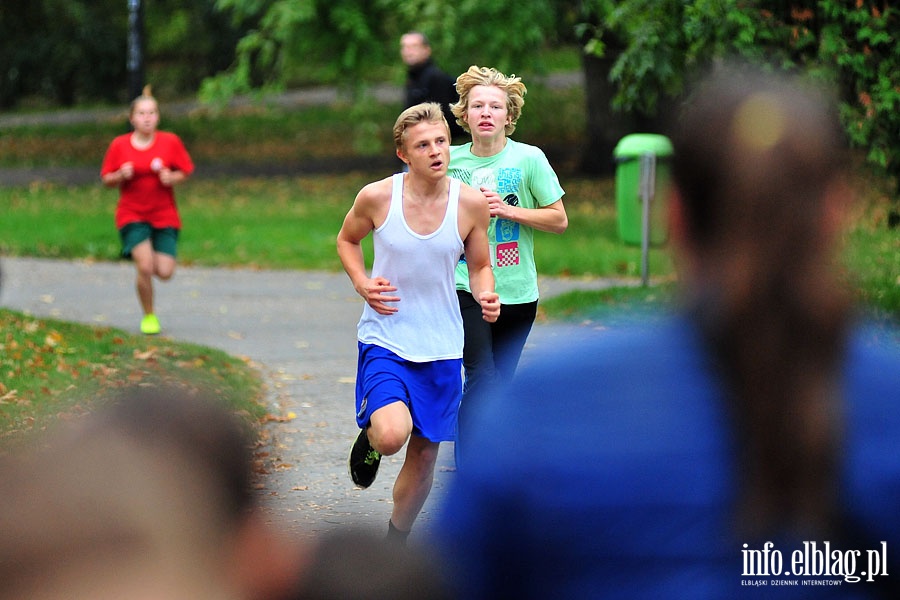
[348,428,381,488]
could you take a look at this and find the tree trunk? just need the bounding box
[579,43,672,176]
[580,50,630,175]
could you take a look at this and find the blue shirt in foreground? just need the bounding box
[434,314,900,599]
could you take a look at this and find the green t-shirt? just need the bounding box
[449,139,564,304]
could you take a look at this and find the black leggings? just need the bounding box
[456,290,537,456]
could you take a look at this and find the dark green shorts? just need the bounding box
[119,223,179,258]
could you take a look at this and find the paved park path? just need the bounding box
[1,256,622,542]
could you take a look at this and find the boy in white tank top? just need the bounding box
[336,102,500,544]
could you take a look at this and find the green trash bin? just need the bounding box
[613,133,673,246]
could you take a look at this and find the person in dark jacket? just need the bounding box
[400,31,467,142]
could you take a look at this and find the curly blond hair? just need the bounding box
[451,66,527,136]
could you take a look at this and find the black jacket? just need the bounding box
[406,59,468,142]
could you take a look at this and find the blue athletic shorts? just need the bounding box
[355,342,462,443]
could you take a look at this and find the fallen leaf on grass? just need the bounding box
[133,348,158,360]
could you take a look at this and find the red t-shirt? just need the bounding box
[100,131,194,229]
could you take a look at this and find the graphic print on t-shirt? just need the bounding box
[496,242,519,267]
[496,167,521,193]
[454,164,526,269]
[493,167,522,268]
[471,167,496,192]
[495,216,519,243]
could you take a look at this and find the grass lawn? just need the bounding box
[0,308,266,440]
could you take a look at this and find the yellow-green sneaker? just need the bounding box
[140,313,161,335]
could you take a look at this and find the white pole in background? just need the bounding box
[638,152,656,287]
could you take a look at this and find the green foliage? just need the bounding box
[200,0,563,151]
[606,0,690,115]
[143,0,248,99]
[578,0,900,199]
[202,0,393,105]
[202,0,559,101]
[394,0,557,76]
[579,0,825,114]
[0,0,247,108]
[843,203,900,318]
[819,1,900,196]
[0,0,125,108]
[4,0,899,200]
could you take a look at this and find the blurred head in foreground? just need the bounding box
[669,64,853,533]
[292,528,452,600]
[0,384,301,600]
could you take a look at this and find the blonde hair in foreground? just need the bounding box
[392,102,450,151]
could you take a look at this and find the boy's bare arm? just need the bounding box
[460,185,500,322]
[336,181,400,315]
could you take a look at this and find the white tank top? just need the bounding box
[357,173,465,362]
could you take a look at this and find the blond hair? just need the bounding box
[451,66,527,135]
[392,102,449,151]
[130,84,158,116]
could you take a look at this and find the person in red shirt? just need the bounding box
[101,86,194,335]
